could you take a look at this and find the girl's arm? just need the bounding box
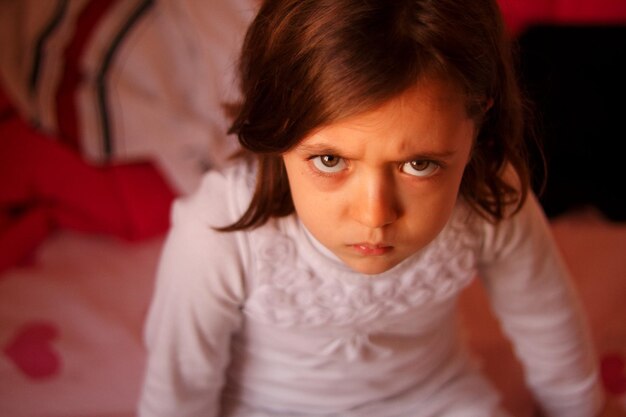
[478,194,604,417]
[138,169,248,417]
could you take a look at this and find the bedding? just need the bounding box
[0,231,162,417]
[1,1,625,416]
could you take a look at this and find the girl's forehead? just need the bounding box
[321,77,469,131]
[358,75,468,120]
[294,79,475,159]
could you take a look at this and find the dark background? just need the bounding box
[518,25,626,221]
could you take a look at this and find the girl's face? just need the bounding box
[282,78,476,275]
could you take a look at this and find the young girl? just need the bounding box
[139,0,606,416]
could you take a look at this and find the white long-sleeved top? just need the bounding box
[139,162,603,417]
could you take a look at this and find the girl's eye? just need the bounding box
[401,160,439,177]
[310,155,347,174]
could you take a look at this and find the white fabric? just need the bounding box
[0,0,256,194]
[139,161,603,417]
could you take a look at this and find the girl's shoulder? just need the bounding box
[157,160,256,296]
[172,159,256,229]
[473,192,555,264]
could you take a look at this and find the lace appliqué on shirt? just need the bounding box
[243,209,480,330]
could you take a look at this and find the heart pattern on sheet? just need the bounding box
[3,321,62,379]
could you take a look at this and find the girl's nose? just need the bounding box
[351,173,399,229]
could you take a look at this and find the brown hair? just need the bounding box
[223,0,536,231]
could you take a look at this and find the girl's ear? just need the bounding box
[467,96,493,120]
[483,98,494,113]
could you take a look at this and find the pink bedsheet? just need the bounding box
[0,231,163,417]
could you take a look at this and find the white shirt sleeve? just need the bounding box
[478,194,604,417]
[138,169,248,417]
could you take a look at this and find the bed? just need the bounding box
[1,1,625,416]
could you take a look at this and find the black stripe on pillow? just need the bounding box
[97,0,155,159]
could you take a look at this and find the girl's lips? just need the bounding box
[350,243,393,256]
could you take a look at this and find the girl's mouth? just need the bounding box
[350,243,393,256]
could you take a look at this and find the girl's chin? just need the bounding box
[338,253,405,276]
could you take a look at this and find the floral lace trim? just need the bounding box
[243,208,480,329]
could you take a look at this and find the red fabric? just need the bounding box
[498,0,626,35]
[0,106,175,274]
[601,353,626,396]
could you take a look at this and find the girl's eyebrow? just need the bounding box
[401,149,458,160]
[294,141,458,161]
[294,142,342,155]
